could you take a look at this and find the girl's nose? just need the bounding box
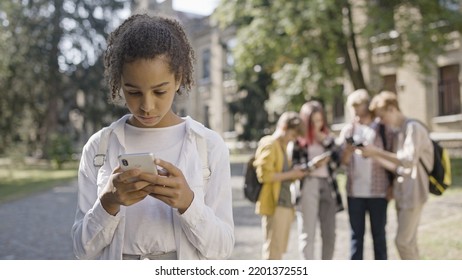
[140,94,154,112]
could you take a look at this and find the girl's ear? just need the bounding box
[175,76,182,93]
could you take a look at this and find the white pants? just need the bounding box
[297,177,337,260]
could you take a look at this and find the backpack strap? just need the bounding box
[378,123,396,183]
[406,118,432,174]
[195,134,211,181]
[93,126,113,168]
[419,157,431,175]
[378,123,387,150]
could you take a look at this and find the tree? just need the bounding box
[0,0,130,156]
[214,0,462,139]
[229,66,272,141]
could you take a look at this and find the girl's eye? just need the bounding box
[154,90,167,95]
[128,91,142,96]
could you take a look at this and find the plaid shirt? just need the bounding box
[341,121,393,197]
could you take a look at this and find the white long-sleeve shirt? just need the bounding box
[71,115,234,259]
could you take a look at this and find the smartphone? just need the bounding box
[307,151,332,167]
[345,136,364,147]
[317,150,332,160]
[345,136,355,145]
[301,151,332,172]
[118,152,158,175]
[298,162,312,171]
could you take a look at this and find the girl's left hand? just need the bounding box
[138,158,194,214]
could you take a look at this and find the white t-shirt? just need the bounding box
[348,123,376,197]
[307,142,329,178]
[122,121,186,255]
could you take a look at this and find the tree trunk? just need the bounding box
[344,1,367,90]
[38,0,64,157]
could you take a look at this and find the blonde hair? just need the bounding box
[369,91,400,112]
[346,89,370,108]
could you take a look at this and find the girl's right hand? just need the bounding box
[291,166,310,179]
[99,167,151,215]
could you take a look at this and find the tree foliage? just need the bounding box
[214,0,462,139]
[0,0,130,156]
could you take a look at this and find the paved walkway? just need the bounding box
[1,162,461,260]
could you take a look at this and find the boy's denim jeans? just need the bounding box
[347,197,388,260]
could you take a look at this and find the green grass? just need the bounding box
[420,193,462,259]
[0,161,78,204]
[450,157,462,183]
[420,157,462,259]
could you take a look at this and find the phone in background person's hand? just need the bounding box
[345,136,364,147]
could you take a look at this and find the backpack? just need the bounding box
[410,119,452,195]
[420,139,452,196]
[243,156,262,203]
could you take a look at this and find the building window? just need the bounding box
[438,64,461,116]
[382,74,397,93]
[202,49,211,80]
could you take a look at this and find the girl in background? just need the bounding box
[292,100,339,259]
[254,111,307,259]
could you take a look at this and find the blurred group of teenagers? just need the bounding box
[253,89,434,260]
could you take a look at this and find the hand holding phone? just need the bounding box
[99,153,158,214]
[297,162,313,172]
[345,136,355,145]
[118,152,158,175]
[345,136,364,147]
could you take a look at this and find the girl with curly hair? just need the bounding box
[71,14,234,260]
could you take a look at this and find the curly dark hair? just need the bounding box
[104,13,195,104]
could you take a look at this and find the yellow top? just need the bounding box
[254,135,292,216]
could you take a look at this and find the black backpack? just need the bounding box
[243,156,263,203]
